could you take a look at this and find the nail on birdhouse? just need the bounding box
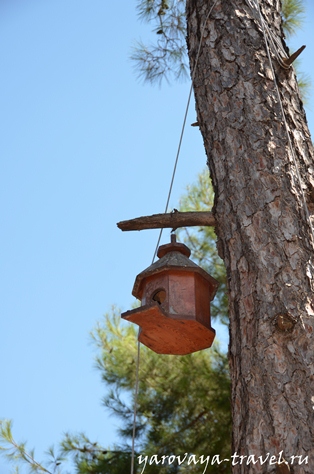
[121,234,219,355]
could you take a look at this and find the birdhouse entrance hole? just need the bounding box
[152,289,166,305]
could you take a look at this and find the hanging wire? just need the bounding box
[151,0,220,264]
[130,340,140,474]
[254,0,314,246]
[129,2,220,473]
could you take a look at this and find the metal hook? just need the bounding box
[281,45,306,68]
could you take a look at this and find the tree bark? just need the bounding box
[186,0,314,472]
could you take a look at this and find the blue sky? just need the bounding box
[0,1,313,472]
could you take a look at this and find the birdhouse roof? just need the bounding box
[132,245,219,299]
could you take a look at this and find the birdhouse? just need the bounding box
[121,234,219,355]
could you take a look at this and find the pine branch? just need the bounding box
[281,0,305,37]
[0,420,53,474]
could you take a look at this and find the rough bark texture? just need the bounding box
[186,0,314,472]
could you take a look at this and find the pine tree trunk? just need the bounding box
[186,0,314,472]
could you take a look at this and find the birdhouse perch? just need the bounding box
[121,234,219,355]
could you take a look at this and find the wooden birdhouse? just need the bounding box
[121,234,219,355]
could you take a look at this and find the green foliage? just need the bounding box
[295,66,311,105]
[131,0,187,84]
[61,433,132,474]
[178,170,228,325]
[281,0,304,37]
[0,419,63,474]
